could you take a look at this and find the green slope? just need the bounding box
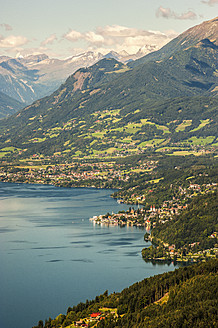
[0,94,217,159]
[150,192,218,249]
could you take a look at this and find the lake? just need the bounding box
[0,182,177,328]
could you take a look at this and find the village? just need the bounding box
[90,180,217,228]
[0,158,157,192]
[89,181,218,264]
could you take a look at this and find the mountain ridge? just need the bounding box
[129,16,218,67]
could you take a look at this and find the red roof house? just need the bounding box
[90,312,101,318]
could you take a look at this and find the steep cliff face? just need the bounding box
[72,71,92,92]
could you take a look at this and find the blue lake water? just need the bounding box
[0,182,177,328]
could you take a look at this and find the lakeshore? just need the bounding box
[1,153,217,267]
[0,182,177,328]
[89,187,218,264]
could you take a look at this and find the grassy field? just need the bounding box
[0,152,8,158]
[184,136,215,145]
[190,119,210,132]
[140,119,170,133]
[170,150,205,156]
[175,120,192,132]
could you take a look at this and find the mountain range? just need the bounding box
[0,49,147,109]
[0,17,217,159]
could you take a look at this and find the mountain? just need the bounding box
[0,17,216,118]
[23,51,103,84]
[0,90,24,119]
[130,16,218,67]
[0,52,104,106]
[103,50,140,63]
[0,56,42,104]
[0,18,217,159]
[0,50,145,112]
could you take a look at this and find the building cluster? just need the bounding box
[88,180,217,229]
[90,191,193,229]
[0,159,157,188]
[74,311,114,327]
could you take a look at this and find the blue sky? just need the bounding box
[0,0,217,58]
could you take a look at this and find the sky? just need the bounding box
[0,0,217,59]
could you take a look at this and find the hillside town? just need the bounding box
[90,181,218,264]
[90,180,217,227]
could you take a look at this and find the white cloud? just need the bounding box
[201,0,218,5]
[84,31,105,44]
[63,30,83,42]
[97,25,138,37]
[0,35,28,48]
[0,23,13,31]
[64,30,105,45]
[156,6,197,20]
[41,33,57,46]
[62,25,176,55]
[164,29,179,39]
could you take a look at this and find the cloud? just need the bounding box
[97,25,139,37]
[64,29,105,45]
[0,23,13,31]
[0,35,29,48]
[62,25,177,55]
[156,6,197,20]
[201,0,218,6]
[63,30,83,42]
[0,23,178,59]
[85,31,105,44]
[201,0,218,5]
[41,34,57,46]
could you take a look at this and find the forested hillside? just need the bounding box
[33,260,218,328]
[142,190,218,263]
[151,192,217,249]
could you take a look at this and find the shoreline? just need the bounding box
[1,180,216,265]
